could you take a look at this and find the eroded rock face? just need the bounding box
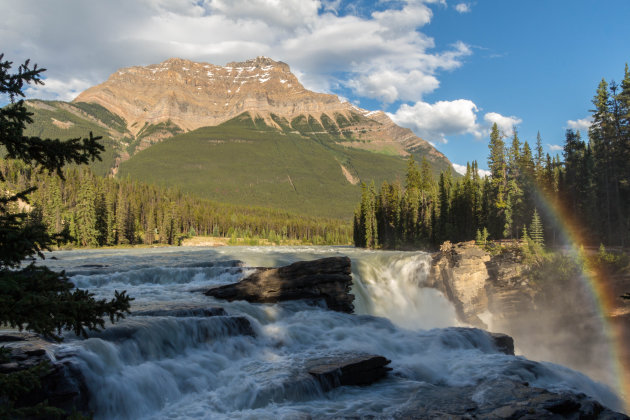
[75,57,345,135]
[428,241,492,327]
[72,57,449,169]
[428,241,535,329]
[204,256,355,313]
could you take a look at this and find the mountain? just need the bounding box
[23,57,454,217]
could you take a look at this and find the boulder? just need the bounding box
[393,378,628,419]
[205,256,355,313]
[307,354,392,390]
[488,332,515,356]
[0,333,88,414]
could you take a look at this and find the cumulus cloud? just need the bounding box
[453,163,489,177]
[566,116,593,133]
[389,99,480,143]
[389,98,520,145]
[348,69,439,103]
[455,3,471,13]
[1,0,471,102]
[484,112,522,137]
[347,41,471,103]
[477,168,491,178]
[24,78,93,102]
[452,163,466,175]
[547,144,563,151]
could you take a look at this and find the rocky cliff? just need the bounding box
[428,241,534,328]
[73,57,449,168]
[428,241,625,391]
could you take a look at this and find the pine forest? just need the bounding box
[354,64,630,249]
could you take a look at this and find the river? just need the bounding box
[40,246,622,418]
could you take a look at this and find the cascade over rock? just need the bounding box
[204,256,355,312]
[5,248,628,418]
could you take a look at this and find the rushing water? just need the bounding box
[39,246,621,419]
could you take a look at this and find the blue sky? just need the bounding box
[2,0,630,173]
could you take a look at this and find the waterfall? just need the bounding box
[42,246,622,419]
[351,252,459,330]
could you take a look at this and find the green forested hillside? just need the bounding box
[22,100,127,176]
[20,102,451,219]
[118,113,410,218]
[0,159,351,247]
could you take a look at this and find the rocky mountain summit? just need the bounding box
[73,56,446,162]
[75,57,342,133]
[21,57,453,217]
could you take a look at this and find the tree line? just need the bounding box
[0,160,352,247]
[354,64,630,249]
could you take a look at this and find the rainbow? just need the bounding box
[532,187,630,413]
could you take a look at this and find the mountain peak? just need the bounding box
[71,57,448,171]
[226,56,290,71]
[75,57,343,134]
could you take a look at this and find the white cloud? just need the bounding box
[455,3,471,13]
[477,168,491,178]
[452,163,467,175]
[1,0,471,103]
[547,144,563,151]
[566,116,593,133]
[348,69,439,103]
[483,112,522,137]
[389,98,521,145]
[347,41,471,103]
[24,77,93,102]
[389,99,480,143]
[453,163,490,177]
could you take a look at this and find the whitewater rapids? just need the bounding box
[39,246,622,419]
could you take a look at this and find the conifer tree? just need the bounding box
[535,131,544,179]
[530,208,544,247]
[75,179,98,247]
[487,123,507,238]
[0,54,132,416]
[590,78,615,242]
[404,155,422,190]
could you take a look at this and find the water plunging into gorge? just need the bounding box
[34,246,623,419]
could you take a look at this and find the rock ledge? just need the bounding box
[205,256,355,312]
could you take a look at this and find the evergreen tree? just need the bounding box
[437,171,452,241]
[530,208,544,247]
[75,178,98,247]
[404,155,422,190]
[0,54,132,416]
[590,78,615,242]
[487,123,507,238]
[534,131,545,180]
[115,186,129,244]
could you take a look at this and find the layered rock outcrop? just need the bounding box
[75,57,346,134]
[427,241,624,393]
[205,256,355,312]
[73,57,450,170]
[428,241,534,328]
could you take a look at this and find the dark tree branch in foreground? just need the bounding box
[0,53,132,417]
